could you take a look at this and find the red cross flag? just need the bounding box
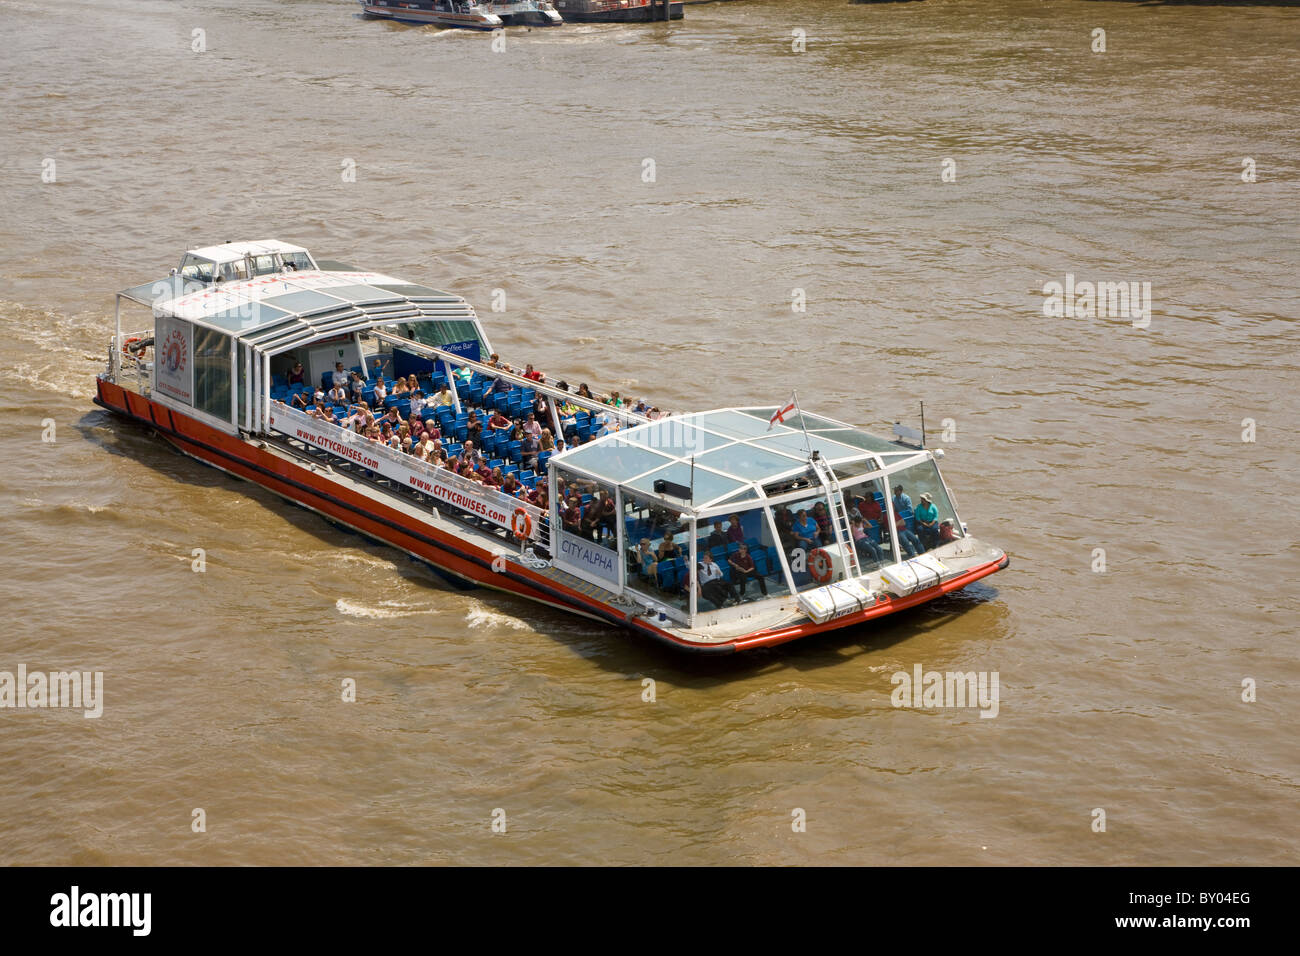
[768,394,797,430]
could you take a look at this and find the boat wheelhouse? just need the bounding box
[96,240,1007,654]
[360,0,504,30]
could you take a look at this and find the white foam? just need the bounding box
[335,598,429,619]
[464,602,531,631]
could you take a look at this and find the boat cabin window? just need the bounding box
[179,254,216,283]
[281,251,313,272]
[217,259,249,283]
[770,491,850,592]
[249,254,278,277]
[193,327,233,423]
[400,321,486,360]
[887,459,964,555]
[692,504,791,607]
[551,466,623,593]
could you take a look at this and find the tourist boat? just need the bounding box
[96,240,1008,654]
[485,0,563,25]
[551,0,683,23]
[359,0,504,30]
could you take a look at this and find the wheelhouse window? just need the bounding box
[250,254,278,277]
[281,251,313,271]
[179,254,215,283]
[193,327,233,422]
[217,259,249,282]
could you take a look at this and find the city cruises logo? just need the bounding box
[161,327,188,374]
[891,663,999,718]
[1042,273,1152,328]
[0,664,103,718]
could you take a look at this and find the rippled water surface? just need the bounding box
[0,0,1297,865]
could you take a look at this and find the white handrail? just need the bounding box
[268,402,549,546]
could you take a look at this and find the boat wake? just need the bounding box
[335,598,433,619]
[465,601,532,631]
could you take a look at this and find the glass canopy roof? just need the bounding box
[119,270,480,355]
[554,406,924,509]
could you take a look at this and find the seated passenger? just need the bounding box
[348,372,365,403]
[632,538,658,580]
[696,552,734,609]
[489,409,512,434]
[433,384,454,408]
[372,378,387,404]
[938,519,959,544]
[656,533,680,564]
[706,521,727,550]
[291,387,317,409]
[580,502,603,542]
[892,484,913,515]
[856,491,883,528]
[812,501,832,537]
[533,394,550,419]
[371,357,391,380]
[728,543,768,598]
[523,363,544,382]
[726,514,745,544]
[409,389,426,417]
[914,493,940,550]
[328,382,349,406]
[895,513,923,559]
[562,497,582,535]
[791,509,819,552]
[522,412,542,438]
[332,362,348,388]
[405,374,419,394]
[577,383,593,399]
[850,514,884,565]
[287,361,306,387]
[392,377,410,396]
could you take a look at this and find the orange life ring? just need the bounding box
[809,547,833,583]
[511,508,533,538]
[122,336,145,356]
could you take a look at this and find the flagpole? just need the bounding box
[793,390,814,459]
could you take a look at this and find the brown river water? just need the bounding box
[0,0,1296,865]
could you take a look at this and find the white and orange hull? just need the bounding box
[95,378,1008,654]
